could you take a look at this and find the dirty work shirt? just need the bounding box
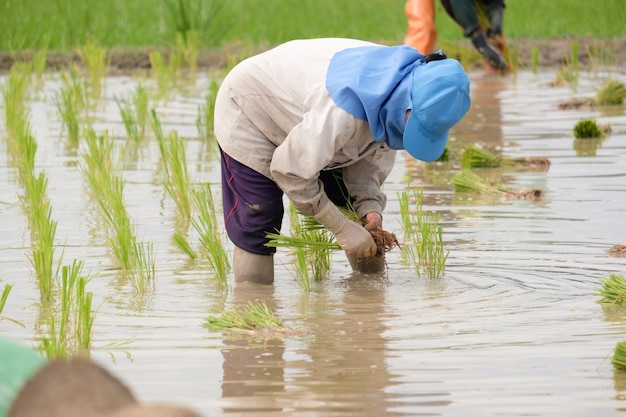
[214,38,397,220]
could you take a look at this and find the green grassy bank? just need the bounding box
[1,0,625,52]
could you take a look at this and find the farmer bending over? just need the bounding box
[214,38,471,284]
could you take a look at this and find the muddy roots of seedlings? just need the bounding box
[369,227,401,258]
[558,99,594,110]
[608,244,626,258]
[504,189,544,201]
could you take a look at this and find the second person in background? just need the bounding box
[404,0,508,71]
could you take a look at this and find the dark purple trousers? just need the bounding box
[220,148,352,255]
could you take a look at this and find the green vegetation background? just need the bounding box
[1,0,625,52]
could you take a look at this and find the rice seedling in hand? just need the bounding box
[461,145,550,170]
[613,341,626,371]
[204,300,288,333]
[594,273,626,305]
[595,79,626,105]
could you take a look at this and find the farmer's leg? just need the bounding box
[449,0,506,70]
[221,148,283,284]
[404,0,437,54]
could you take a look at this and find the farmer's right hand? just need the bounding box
[312,202,376,258]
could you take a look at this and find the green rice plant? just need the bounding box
[553,42,581,89]
[0,284,25,327]
[13,119,37,186]
[75,274,95,351]
[172,230,198,259]
[76,38,108,99]
[190,183,230,287]
[32,48,48,80]
[264,231,341,252]
[173,30,200,73]
[1,63,31,142]
[118,84,150,142]
[398,188,448,279]
[126,241,156,294]
[149,51,173,98]
[461,145,551,170]
[595,79,626,105]
[196,79,220,139]
[292,248,312,292]
[531,46,539,73]
[38,260,95,359]
[612,341,626,371]
[573,118,605,139]
[28,192,58,301]
[152,110,192,222]
[594,273,626,305]
[54,68,87,147]
[81,128,156,292]
[204,300,288,333]
[0,284,11,315]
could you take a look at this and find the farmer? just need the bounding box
[404,0,508,71]
[0,336,200,417]
[214,38,471,284]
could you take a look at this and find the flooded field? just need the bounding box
[2,66,626,416]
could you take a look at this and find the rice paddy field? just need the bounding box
[2,0,626,416]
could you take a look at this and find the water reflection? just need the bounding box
[218,274,423,416]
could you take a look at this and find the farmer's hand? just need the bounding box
[363,212,382,232]
[313,203,377,258]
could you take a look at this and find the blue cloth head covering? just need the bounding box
[326,44,471,161]
[325,44,427,151]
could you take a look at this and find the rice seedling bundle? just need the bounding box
[204,300,288,332]
[573,118,605,139]
[461,146,550,170]
[452,170,505,194]
[594,273,626,305]
[613,340,626,371]
[595,79,626,105]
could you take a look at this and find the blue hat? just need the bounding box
[404,59,471,161]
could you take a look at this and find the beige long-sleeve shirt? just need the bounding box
[214,38,397,219]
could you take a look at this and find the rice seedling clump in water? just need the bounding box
[595,79,626,105]
[573,118,605,139]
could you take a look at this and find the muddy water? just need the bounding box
[1,67,626,416]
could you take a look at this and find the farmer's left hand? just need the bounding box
[363,212,382,232]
